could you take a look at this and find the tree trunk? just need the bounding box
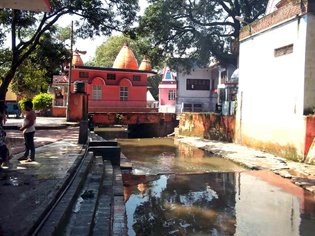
[0,69,15,113]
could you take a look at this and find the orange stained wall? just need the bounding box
[304,116,315,157]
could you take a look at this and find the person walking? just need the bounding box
[18,101,36,162]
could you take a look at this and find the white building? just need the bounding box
[176,66,213,113]
[175,63,236,115]
[235,0,315,161]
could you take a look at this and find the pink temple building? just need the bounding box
[50,43,157,120]
[158,65,177,113]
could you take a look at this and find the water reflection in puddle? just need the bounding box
[123,172,315,236]
[118,138,315,236]
[119,138,246,175]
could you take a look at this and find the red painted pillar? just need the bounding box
[68,93,85,121]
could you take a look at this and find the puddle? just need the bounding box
[118,138,315,236]
[124,172,315,236]
[2,176,21,186]
[118,138,246,175]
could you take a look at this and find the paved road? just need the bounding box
[4,116,74,128]
[4,117,78,155]
[0,118,83,236]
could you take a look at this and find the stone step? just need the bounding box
[36,152,94,236]
[67,156,104,235]
[93,160,113,235]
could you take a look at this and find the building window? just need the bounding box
[79,71,89,78]
[120,87,128,101]
[274,44,293,57]
[193,104,202,112]
[133,75,141,81]
[186,79,210,90]
[182,103,192,112]
[168,90,176,100]
[92,85,102,100]
[107,74,116,80]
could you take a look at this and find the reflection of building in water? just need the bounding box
[123,173,157,203]
[177,142,206,160]
[124,173,237,235]
[234,170,309,235]
[124,169,315,236]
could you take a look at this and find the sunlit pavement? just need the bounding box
[176,136,315,193]
[0,117,83,235]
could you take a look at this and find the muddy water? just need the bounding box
[119,138,245,175]
[118,138,315,236]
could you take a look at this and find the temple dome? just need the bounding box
[72,50,84,66]
[113,42,138,70]
[139,55,152,71]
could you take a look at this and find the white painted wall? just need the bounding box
[235,15,309,156]
[234,172,302,236]
[159,105,176,113]
[176,66,212,113]
[304,15,315,110]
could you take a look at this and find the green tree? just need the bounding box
[11,29,71,97]
[94,34,165,68]
[135,0,268,68]
[0,0,139,112]
[18,98,32,111]
[32,93,53,111]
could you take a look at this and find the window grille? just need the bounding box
[79,72,89,78]
[92,85,102,100]
[120,87,128,101]
[186,79,210,90]
[107,74,116,80]
[168,90,176,100]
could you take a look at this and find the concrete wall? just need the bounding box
[176,67,212,113]
[5,86,17,101]
[68,93,85,121]
[178,113,235,142]
[304,14,315,111]
[51,106,66,117]
[159,105,176,113]
[235,5,311,160]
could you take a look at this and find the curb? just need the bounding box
[4,123,79,130]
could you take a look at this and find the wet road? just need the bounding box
[0,125,82,235]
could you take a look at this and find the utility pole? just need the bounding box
[66,21,73,121]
